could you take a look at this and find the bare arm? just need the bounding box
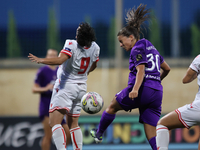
[129,64,145,99]
[28,53,69,65]
[88,61,97,75]
[160,61,170,80]
[32,83,53,93]
[182,68,197,84]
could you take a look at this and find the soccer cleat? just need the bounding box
[90,129,102,143]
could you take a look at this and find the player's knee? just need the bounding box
[49,119,55,128]
[157,118,165,126]
[157,120,162,126]
[106,98,119,114]
[106,107,114,114]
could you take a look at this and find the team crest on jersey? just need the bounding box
[64,47,71,52]
[136,54,142,61]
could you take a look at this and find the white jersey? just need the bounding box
[189,54,200,102]
[57,39,100,83]
[175,54,200,128]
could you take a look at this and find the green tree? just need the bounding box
[191,23,200,57]
[149,11,163,56]
[7,10,21,58]
[47,7,61,51]
[107,17,115,57]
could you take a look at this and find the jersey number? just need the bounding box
[78,57,90,74]
[146,53,160,72]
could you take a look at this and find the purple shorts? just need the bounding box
[116,85,162,127]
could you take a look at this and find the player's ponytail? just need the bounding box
[118,4,150,40]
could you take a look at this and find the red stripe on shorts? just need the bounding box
[175,109,190,129]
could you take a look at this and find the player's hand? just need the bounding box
[28,53,42,64]
[129,89,138,100]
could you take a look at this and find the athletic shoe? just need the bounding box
[90,129,102,143]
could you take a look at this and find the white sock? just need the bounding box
[156,125,169,150]
[52,124,67,150]
[70,127,82,150]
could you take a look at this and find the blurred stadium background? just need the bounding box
[1,0,200,149]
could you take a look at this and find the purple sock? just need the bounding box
[148,136,157,150]
[96,111,116,137]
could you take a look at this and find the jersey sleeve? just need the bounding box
[159,54,164,64]
[131,41,147,67]
[92,43,100,62]
[190,54,200,72]
[60,40,74,57]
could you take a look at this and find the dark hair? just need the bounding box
[117,4,150,40]
[76,22,96,47]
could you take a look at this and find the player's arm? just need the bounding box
[160,61,170,80]
[32,83,53,93]
[28,53,69,65]
[88,61,97,75]
[129,64,145,99]
[182,67,197,84]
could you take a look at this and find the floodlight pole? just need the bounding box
[115,0,123,91]
[171,0,180,57]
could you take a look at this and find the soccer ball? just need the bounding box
[81,92,104,114]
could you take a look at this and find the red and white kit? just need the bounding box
[175,54,200,128]
[49,39,100,117]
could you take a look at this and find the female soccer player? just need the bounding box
[29,22,100,150]
[90,4,170,150]
[156,55,200,150]
[32,49,70,150]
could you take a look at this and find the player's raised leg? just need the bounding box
[49,110,67,150]
[90,97,123,143]
[156,111,184,150]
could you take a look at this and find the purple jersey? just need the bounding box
[35,65,58,98]
[35,65,58,120]
[128,38,164,91]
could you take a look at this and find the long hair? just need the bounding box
[117,4,150,40]
[76,22,96,47]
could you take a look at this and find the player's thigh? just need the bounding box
[42,116,52,138]
[157,111,184,130]
[68,83,86,116]
[50,83,80,114]
[77,83,87,100]
[106,97,123,114]
[49,109,66,127]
